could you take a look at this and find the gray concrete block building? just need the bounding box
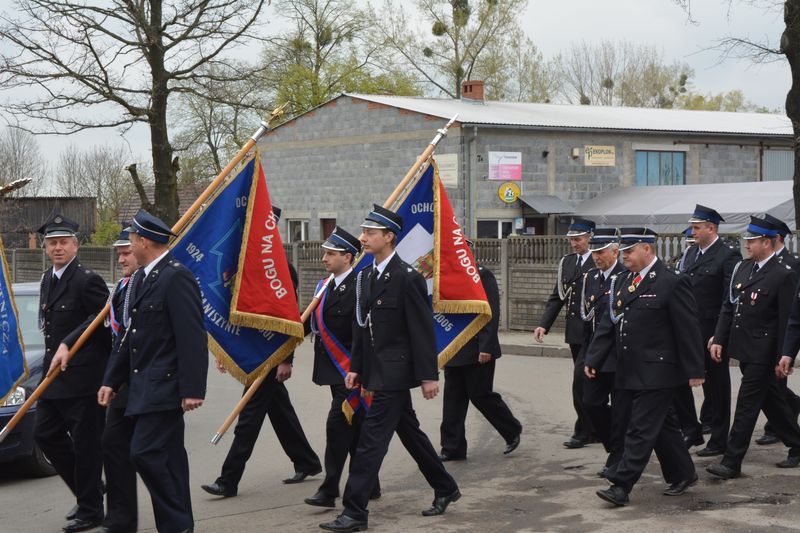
[259,81,793,241]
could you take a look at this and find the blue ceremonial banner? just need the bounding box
[0,237,27,404]
[354,160,491,367]
[171,153,302,385]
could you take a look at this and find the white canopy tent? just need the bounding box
[573,181,795,234]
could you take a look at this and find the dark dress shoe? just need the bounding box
[504,434,520,455]
[696,447,724,457]
[597,466,609,479]
[96,527,137,533]
[776,455,800,468]
[563,437,585,449]
[65,504,79,520]
[663,473,698,496]
[319,514,368,532]
[756,434,780,446]
[595,485,628,507]
[706,463,740,479]
[438,452,466,462]
[63,518,102,533]
[305,491,336,508]
[421,489,461,516]
[284,466,322,484]
[701,424,712,435]
[683,434,704,449]
[201,481,237,497]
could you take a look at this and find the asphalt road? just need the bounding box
[2,347,800,532]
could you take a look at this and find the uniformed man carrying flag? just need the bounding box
[320,205,460,532]
[304,227,381,508]
[99,209,208,533]
[35,214,110,533]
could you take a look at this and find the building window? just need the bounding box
[635,151,685,186]
[477,219,514,239]
[287,219,309,242]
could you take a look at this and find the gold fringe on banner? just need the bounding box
[171,151,302,387]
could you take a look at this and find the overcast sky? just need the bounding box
[1,0,790,183]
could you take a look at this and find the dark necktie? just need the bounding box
[49,273,58,293]
[577,255,583,269]
[751,262,760,279]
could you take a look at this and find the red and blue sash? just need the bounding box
[108,276,130,337]
[313,278,372,423]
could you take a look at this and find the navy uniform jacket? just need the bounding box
[681,238,742,335]
[446,265,501,367]
[585,259,705,390]
[538,252,595,345]
[103,253,208,416]
[777,247,800,273]
[714,255,797,365]
[579,262,626,372]
[64,277,131,407]
[350,254,437,391]
[311,270,357,385]
[781,276,800,361]
[39,259,110,399]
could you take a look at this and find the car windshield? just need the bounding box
[14,294,45,354]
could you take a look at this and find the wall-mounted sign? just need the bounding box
[435,153,459,188]
[488,151,522,180]
[584,145,616,166]
[498,182,520,204]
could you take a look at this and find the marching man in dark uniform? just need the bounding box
[675,205,741,457]
[757,213,800,446]
[580,228,626,477]
[319,205,460,532]
[99,209,208,533]
[52,228,141,533]
[707,216,800,479]
[304,227,381,508]
[439,239,522,462]
[585,227,705,506]
[534,217,597,449]
[201,207,321,497]
[35,214,110,533]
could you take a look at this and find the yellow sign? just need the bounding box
[498,182,520,204]
[584,145,616,167]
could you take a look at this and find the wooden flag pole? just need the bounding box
[0,104,288,444]
[210,113,459,445]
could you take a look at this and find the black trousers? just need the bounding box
[607,388,695,493]
[582,371,624,467]
[102,405,138,532]
[675,320,730,450]
[218,372,321,489]
[440,360,522,457]
[130,409,192,533]
[342,390,458,522]
[722,363,800,470]
[570,343,593,441]
[763,379,800,436]
[318,384,380,498]
[34,395,105,521]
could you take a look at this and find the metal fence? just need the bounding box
[8,233,798,330]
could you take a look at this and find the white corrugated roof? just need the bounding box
[345,93,792,137]
[573,180,794,234]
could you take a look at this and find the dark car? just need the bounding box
[0,282,55,477]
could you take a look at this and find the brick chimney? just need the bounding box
[461,80,485,103]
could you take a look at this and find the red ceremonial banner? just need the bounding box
[433,165,489,311]
[229,151,303,336]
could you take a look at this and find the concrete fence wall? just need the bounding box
[9,233,799,332]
